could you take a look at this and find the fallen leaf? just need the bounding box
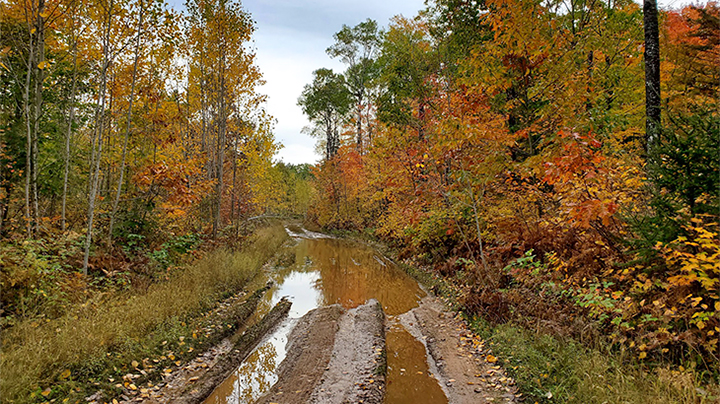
[486,355,497,363]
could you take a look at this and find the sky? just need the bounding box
[169,0,702,166]
[242,0,426,165]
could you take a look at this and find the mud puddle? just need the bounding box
[203,227,447,404]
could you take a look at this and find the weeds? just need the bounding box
[469,318,720,403]
[0,224,288,403]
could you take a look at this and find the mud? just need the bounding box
[169,298,291,404]
[399,295,519,404]
[311,299,386,404]
[254,299,386,404]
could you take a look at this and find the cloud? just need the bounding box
[275,143,320,165]
[244,0,426,165]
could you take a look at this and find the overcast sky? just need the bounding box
[241,0,426,165]
[169,0,701,165]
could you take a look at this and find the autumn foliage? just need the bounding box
[304,0,719,367]
[0,0,294,324]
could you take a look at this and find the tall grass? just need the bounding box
[0,224,288,403]
[469,320,719,404]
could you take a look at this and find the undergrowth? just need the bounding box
[0,223,288,403]
[469,318,719,404]
[376,238,720,404]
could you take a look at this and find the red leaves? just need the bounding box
[543,131,621,228]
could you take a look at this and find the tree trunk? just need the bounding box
[644,0,661,155]
[468,184,487,273]
[84,0,114,275]
[213,48,227,239]
[356,98,362,152]
[63,33,78,232]
[109,1,144,240]
[23,20,35,238]
[31,0,45,234]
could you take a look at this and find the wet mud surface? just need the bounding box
[119,227,518,404]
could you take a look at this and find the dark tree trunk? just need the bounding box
[644,0,661,155]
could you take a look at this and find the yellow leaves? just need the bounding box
[37,60,48,70]
[131,360,139,368]
[486,355,497,363]
[59,369,71,379]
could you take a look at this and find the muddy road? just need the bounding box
[127,227,518,404]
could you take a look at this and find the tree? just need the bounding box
[327,19,382,151]
[186,0,262,238]
[644,0,661,154]
[377,16,441,141]
[298,68,351,160]
[108,0,146,240]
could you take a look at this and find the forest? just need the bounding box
[1,0,718,403]
[301,0,718,368]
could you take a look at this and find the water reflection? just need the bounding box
[304,239,424,316]
[385,324,449,404]
[203,234,432,404]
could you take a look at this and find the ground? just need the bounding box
[399,295,519,404]
[113,291,519,404]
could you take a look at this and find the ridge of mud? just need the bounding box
[254,300,387,404]
[399,296,518,404]
[173,297,292,404]
[311,299,386,404]
[253,304,345,404]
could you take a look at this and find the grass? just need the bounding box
[468,318,719,403]
[0,224,288,403]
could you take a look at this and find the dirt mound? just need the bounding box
[399,296,518,404]
[312,299,386,404]
[254,300,386,404]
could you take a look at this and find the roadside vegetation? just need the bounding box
[301,0,719,402]
[1,0,309,401]
[1,223,288,403]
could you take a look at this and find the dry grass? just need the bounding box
[0,224,288,403]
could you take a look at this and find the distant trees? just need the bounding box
[326,19,382,151]
[298,68,351,160]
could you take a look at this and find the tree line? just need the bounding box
[0,0,291,274]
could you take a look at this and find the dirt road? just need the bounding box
[255,299,386,404]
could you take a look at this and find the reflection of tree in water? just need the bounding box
[205,237,428,404]
[302,239,425,316]
[223,342,279,403]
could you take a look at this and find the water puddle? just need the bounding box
[386,324,448,403]
[203,229,447,404]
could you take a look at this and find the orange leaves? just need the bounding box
[542,131,626,229]
[134,156,209,213]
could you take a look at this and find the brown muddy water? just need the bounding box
[203,227,448,404]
